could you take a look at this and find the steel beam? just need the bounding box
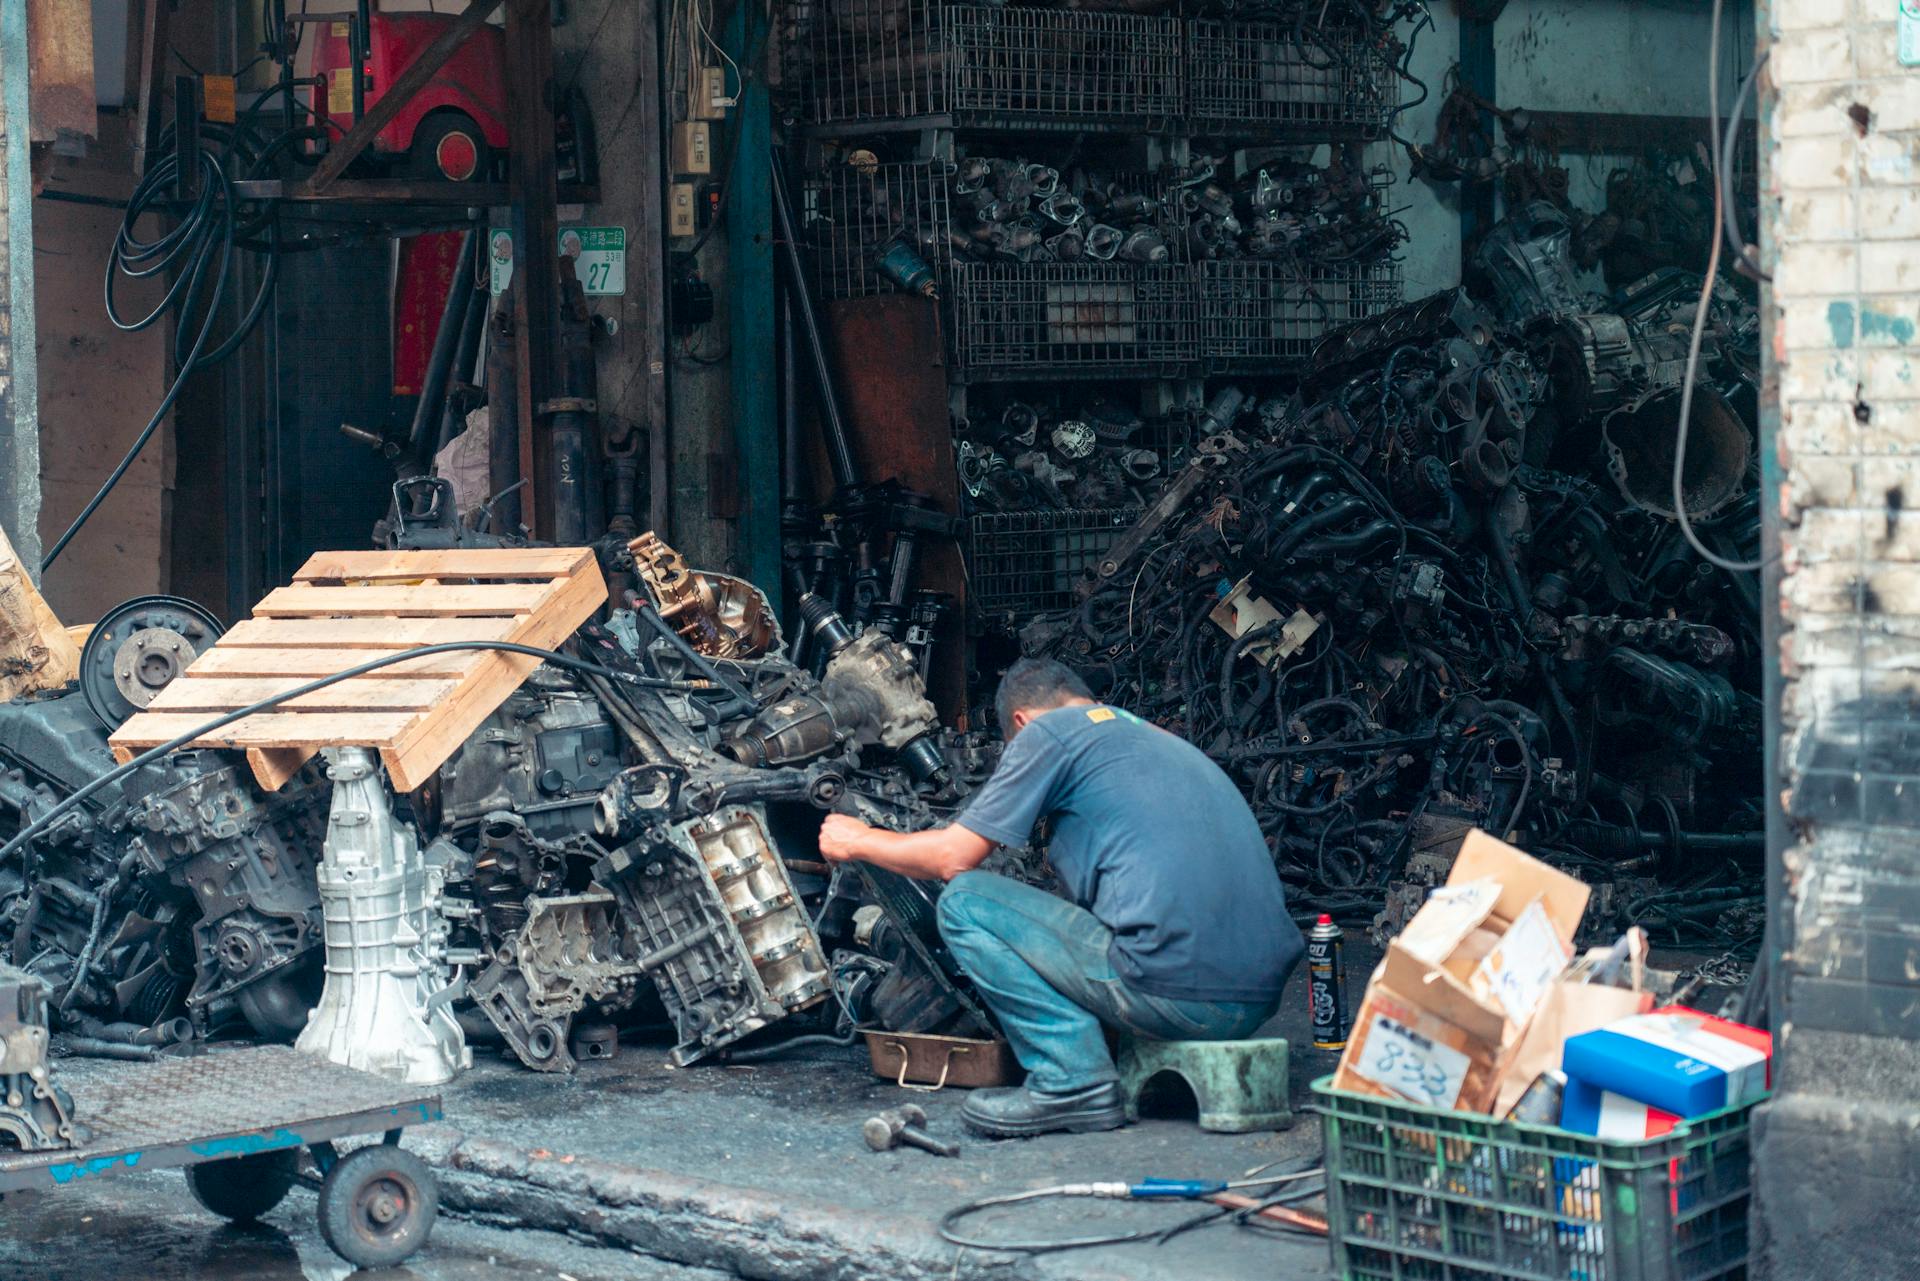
[504,0,558,539]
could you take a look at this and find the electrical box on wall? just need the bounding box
[672,122,712,175]
[695,67,730,118]
[669,183,698,237]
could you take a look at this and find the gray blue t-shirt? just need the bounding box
[956,703,1303,1004]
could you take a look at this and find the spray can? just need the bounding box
[1307,913,1348,1049]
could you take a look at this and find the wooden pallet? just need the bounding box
[109,548,607,792]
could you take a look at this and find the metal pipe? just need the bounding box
[409,228,477,471]
[780,287,804,505]
[546,255,606,543]
[435,263,490,454]
[769,149,857,489]
[485,283,522,533]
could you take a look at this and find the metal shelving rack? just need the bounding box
[781,0,1404,634]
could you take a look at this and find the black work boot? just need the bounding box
[960,1082,1127,1139]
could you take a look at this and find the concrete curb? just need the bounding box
[409,1127,1037,1281]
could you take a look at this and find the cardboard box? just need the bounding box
[1561,1075,1679,1139]
[1335,829,1591,1113]
[1562,1006,1772,1118]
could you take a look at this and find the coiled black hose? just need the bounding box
[42,125,283,571]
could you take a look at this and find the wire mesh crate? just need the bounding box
[800,160,1188,302]
[1314,1078,1756,1281]
[1198,259,1402,372]
[785,0,1182,134]
[950,263,1200,382]
[967,508,1141,618]
[1186,20,1396,139]
[801,159,954,300]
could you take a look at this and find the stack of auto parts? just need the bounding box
[1025,236,1764,946]
[0,686,330,1045]
[1173,151,1403,269]
[0,963,84,1150]
[420,537,993,1071]
[858,155,1183,284]
[956,398,1176,514]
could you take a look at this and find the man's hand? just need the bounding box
[818,813,875,864]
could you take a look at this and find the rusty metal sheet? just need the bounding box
[823,294,966,721]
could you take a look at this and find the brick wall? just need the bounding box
[1758,1,1920,1274]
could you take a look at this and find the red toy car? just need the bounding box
[306,10,508,182]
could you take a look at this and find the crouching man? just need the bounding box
[817,658,1304,1139]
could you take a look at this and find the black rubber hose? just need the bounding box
[1267,496,1372,561]
[1289,519,1398,560]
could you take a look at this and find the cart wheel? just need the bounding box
[317,1144,438,1269]
[186,1149,299,1222]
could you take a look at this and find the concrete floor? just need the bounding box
[0,1166,729,1281]
[15,935,1737,1281]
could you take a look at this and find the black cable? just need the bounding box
[1718,51,1770,283]
[42,115,287,571]
[0,641,701,872]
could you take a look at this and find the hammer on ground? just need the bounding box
[863,1104,958,1157]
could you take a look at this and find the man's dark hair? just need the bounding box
[995,657,1094,734]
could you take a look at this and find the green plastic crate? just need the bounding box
[1313,1077,1756,1281]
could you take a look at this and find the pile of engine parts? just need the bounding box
[0,535,999,1089]
[918,155,1181,269]
[956,398,1174,513]
[856,150,1400,290]
[1023,208,1765,950]
[1171,151,1403,267]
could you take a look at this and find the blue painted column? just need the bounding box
[0,0,40,569]
[726,0,779,588]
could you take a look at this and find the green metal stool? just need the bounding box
[1116,1035,1292,1133]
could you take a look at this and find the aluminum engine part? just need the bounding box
[596,804,829,1066]
[629,531,781,658]
[820,631,937,753]
[0,964,84,1150]
[470,891,645,1073]
[296,747,469,1085]
[434,667,624,842]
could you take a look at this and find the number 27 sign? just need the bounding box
[488,226,626,297]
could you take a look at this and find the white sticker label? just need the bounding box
[1353,1014,1472,1110]
[1901,0,1920,68]
[488,226,628,297]
[1473,899,1571,1025]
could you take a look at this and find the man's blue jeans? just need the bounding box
[935,870,1276,1093]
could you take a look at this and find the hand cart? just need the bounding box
[0,1045,445,1269]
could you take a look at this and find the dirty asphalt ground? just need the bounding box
[5,950,1355,1281]
[0,1165,731,1281]
[7,938,1730,1280]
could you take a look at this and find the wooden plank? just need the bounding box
[27,0,95,144]
[144,676,459,713]
[109,710,421,753]
[184,647,483,678]
[128,0,167,176]
[293,548,593,582]
[252,582,557,618]
[304,0,506,191]
[247,747,320,791]
[382,653,541,791]
[383,556,608,790]
[0,522,79,701]
[218,616,521,648]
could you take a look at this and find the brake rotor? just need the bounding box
[79,595,224,728]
